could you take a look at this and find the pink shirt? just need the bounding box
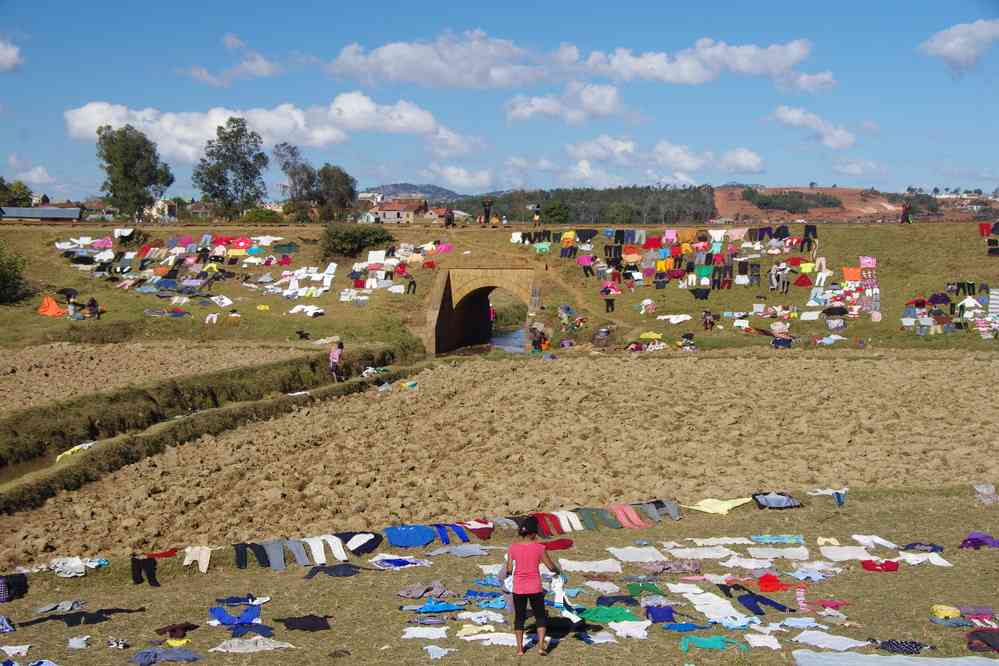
[328,348,342,364]
[508,542,546,594]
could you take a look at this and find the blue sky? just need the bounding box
[1,0,998,199]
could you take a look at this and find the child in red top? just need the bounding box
[500,516,563,656]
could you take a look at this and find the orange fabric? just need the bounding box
[841,267,862,281]
[37,295,67,317]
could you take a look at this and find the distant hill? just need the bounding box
[364,183,466,202]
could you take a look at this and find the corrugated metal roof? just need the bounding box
[0,206,82,219]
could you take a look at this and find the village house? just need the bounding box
[372,199,428,224]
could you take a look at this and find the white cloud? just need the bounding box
[651,140,713,171]
[424,162,492,191]
[719,148,764,174]
[921,19,999,73]
[506,81,623,124]
[552,42,580,65]
[8,154,54,185]
[65,93,458,162]
[566,135,636,165]
[774,105,855,149]
[223,33,246,50]
[505,156,557,171]
[184,34,282,87]
[586,38,832,91]
[645,169,697,187]
[561,159,624,188]
[833,159,884,177]
[426,126,482,159]
[328,29,544,88]
[0,38,23,72]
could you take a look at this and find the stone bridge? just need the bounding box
[423,265,539,355]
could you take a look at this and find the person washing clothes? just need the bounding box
[405,273,417,295]
[499,516,563,657]
[328,341,344,381]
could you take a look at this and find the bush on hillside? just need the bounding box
[742,188,843,213]
[321,224,395,259]
[242,207,284,224]
[0,240,27,304]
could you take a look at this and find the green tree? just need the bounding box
[169,196,190,220]
[320,224,394,259]
[541,200,570,225]
[192,117,269,219]
[273,142,318,204]
[40,194,50,205]
[316,164,357,221]
[603,201,634,225]
[96,124,174,220]
[0,179,33,207]
[242,207,283,224]
[932,187,940,195]
[0,239,27,304]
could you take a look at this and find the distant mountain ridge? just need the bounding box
[363,183,466,201]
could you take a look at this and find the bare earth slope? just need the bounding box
[2,351,996,567]
[715,185,901,221]
[0,342,309,416]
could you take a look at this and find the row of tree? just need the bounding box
[741,188,843,213]
[92,117,357,222]
[0,177,45,207]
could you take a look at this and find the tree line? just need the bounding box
[741,188,843,213]
[460,185,718,226]
[88,117,356,222]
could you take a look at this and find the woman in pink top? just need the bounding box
[499,516,563,656]
[328,341,344,382]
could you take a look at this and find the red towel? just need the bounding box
[543,539,574,551]
[794,274,813,287]
[980,222,993,237]
[145,548,178,559]
[861,559,899,572]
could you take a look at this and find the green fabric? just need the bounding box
[695,265,713,278]
[576,508,622,529]
[627,582,663,596]
[580,606,639,623]
[679,635,748,653]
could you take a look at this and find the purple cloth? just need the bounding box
[960,532,999,550]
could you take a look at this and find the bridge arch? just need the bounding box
[423,267,538,355]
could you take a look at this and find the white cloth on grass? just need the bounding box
[559,558,621,573]
[478,564,503,576]
[587,631,618,644]
[210,637,295,653]
[720,556,774,570]
[792,630,869,651]
[851,535,897,550]
[808,487,848,497]
[0,646,30,657]
[792,649,999,665]
[748,546,810,561]
[667,583,750,625]
[664,546,738,559]
[746,633,782,650]
[606,546,667,562]
[553,510,584,532]
[67,635,89,649]
[893,552,952,567]
[584,580,620,595]
[49,557,87,577]
[424,645,456,660]
[819,546,871,562]
[460,632,518,647]
[403,627,447,640]
[608,620,651,639]
[457,611,505,625]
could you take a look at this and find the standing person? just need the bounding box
[405,273,417,295]
[601,285,616,313]
[533,210,541,228]
[86,297,101,320]
[489,302,497,331]
[328,341,344,381]
[499,516,562,657]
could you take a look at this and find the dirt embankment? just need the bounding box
[2,351,997,567]
[0,342,310,416]
[715,186,901,221]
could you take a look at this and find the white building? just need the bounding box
[143,199,177,222]
[358,192,383,205]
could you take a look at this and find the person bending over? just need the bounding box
[500,516,562,656]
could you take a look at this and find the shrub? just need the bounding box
[0,240,27,304]
[320,224,395,259]
[242,207,284,224]
[742,188,843,213]
[541,200,571,225]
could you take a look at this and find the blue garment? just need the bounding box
[477,597,506,609]
[0,616,13,633]
[210,606,259,626]
[788,568,828,582]
[384,525,436,548]
[751,534,804,545]
[378,558,423,570]
[737,592,793,616]
[902,543,943,553]
[431,524,469,545]
[229,624,273,638]
[929,616,973,628]
[30,662,65,666]
[784,617,824,629]
[415,600,465,614]
[719,616,760,630]
[645,606,676,623]
[131,647,201,664]
[465,590,500,599]
[563,587,582,598]
[663,622,710,632]
[215,595,258,606]
[474,576,503,588]
[596,595,638,607]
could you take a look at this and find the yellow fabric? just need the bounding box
[681,498,753,515]
[800,262,815,273]
[227,248,247,257]
[639,331,662,340]
[680,242,693,254]
[56,443,93,463]
[165,638,191,648]
[655,260,667,272]
[256,304,270,311]
[931,605,961,619]
[204,263,220,273]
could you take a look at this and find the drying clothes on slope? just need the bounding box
[209,637,294,653]
[402,627,448,640]
[606,546,667,562]
[608,620,652,639]
[748,547,810,561]
[792,649,999,664]
[852,535,898,550]
[793,630,870,651]
[819,546,872,561]
[665,546,739,560]
[667,583,751,625]
[894,552,951,567]
[688,537,754,546]
[682,498,753,515]
[558,558,622,573]
[274,615,331,632]
[680,635,749,653]
[130,648,202,664]
[746,633,782,649]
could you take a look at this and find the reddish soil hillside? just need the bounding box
[715,186,902,222]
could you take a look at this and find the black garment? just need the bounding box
[275,614,332,632]
[614,229,625,244]
[333,532,383,555]
[690,288,710,300]
[582,265,595,278]
[823,306,848,317]
[513,592,547,631]
[405,278,417,294]
[596,595,638,607]
[0,573,27,602]
[967,629,999,652]
[800,237,815,254]
[872,639,933,655]
[803,224,818,239]
[604,298,615,313]
[19,607,145,628]
[576,229,598,242]
[304,564,363,579]
[751,491,802,510]
[155,622,199,639]
[131,557,160,587]
[233,542,271,569]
